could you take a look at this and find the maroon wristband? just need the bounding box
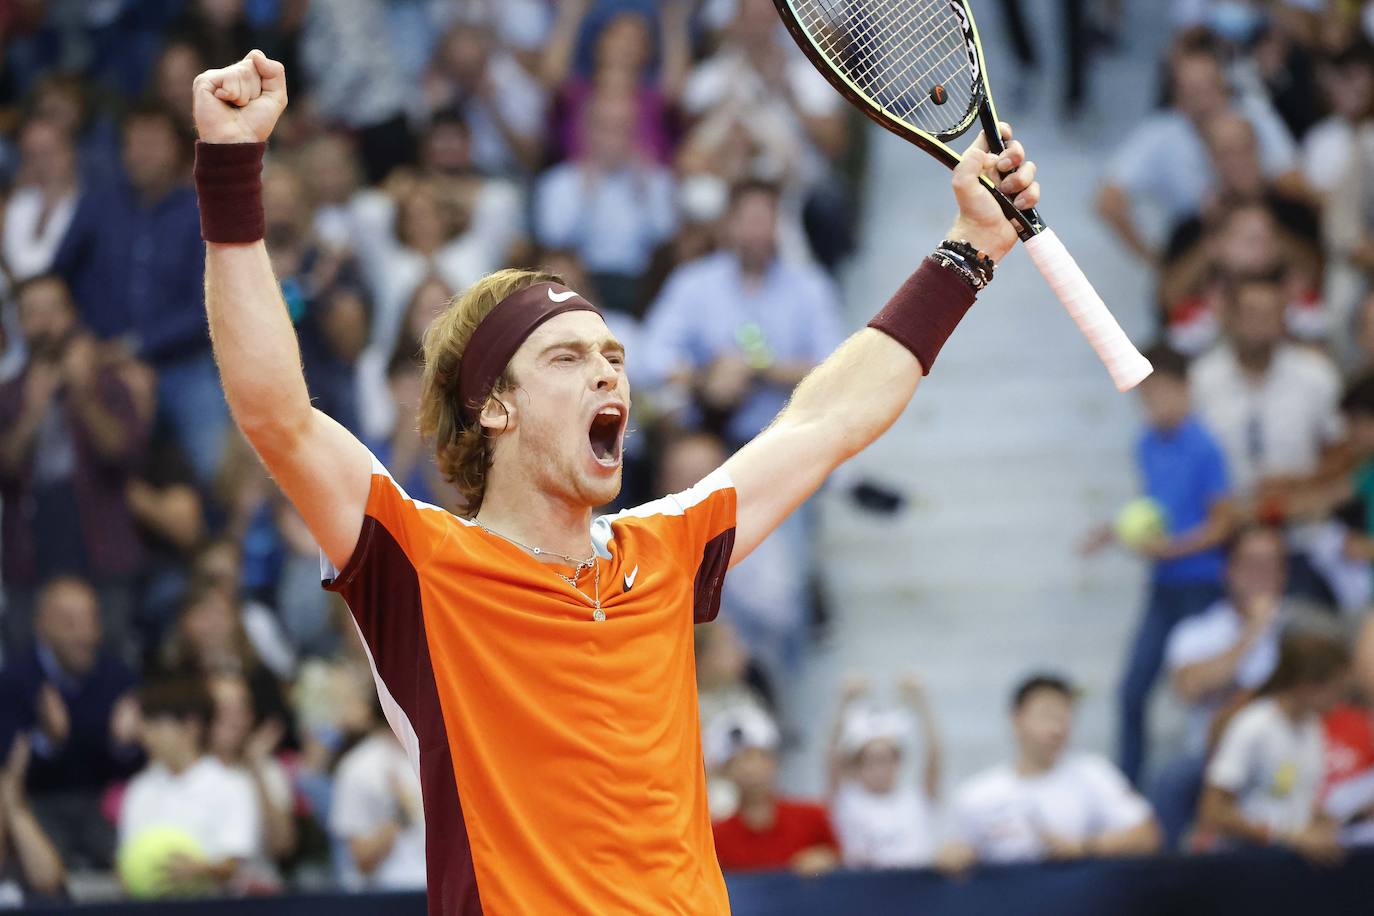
[867,257,978,374]
[193,140,266,244]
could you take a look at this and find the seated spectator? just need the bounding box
[415,111,524,266]
[708,705,840,876]
[642,179,843,448]
[192,539,296,681]
[1159,114,1323,350]
[827,675,942,869]
[939,674,1160,869]
[50,101,225,484]
[1321,614,1374,845]
[541,0,692,165]
[147,40,206,132]
[534,84,677,314]
[206,672,294,889]
[329,694,425,891]
[1198,628,1351,864]
[357,276,452,444]
[299,283,370,437]
[23,73,121,189]
[1097,31,1298,263]
[1156,524,1289,846]
[0,737,67,905]
[0,576,140,870]
[158,583,293,736]
[118,676,262,896]
[1085,344,1232,787]
[298,132,365,252]
[298,0,414,184]
[421,20,546,175]
[1190,270,1344,597]
[696,620,774,818]
[0,275,149,657]
[2,118,78,283]
[1301,42,1374,198]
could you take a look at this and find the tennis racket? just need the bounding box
[772,0,1153,391]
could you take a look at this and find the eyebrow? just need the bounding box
[539,337,626,357]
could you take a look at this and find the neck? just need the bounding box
[163,747,199,774]
[1273,692,1306,722]
[1236,345,1275,376]
[474,477,595,562]
[738,793,777,828]
[1015,752,1055,777]
[136,178,175,207]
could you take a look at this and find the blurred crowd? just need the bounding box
[2,0,1374,907]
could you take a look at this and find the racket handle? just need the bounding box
[1022,230,1152,392]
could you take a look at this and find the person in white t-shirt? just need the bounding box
[1199,628,1351,865]
[1096,35,1297,262]
[329,698,426,891]
[1154,524,1287,846]
[826,674,942,869]
[118,676,262,895]
[937,674,1161,870]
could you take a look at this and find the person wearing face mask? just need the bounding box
[0,275,149,658]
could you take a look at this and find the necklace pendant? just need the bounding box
[592,608,605,622]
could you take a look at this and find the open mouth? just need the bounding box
[588,404,626,466]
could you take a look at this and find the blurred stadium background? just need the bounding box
[1,0,1374,912]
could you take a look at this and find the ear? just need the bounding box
[478,391,516,435]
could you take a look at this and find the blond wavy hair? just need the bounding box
[419,268,563,513]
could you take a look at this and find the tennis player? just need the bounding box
[191,51,1039,914]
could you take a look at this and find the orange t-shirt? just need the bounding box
[324,454,737,915]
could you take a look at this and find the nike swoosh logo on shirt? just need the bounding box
[624,566,639,592]
[547,288,578,302]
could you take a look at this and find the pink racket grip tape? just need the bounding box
[1023,229,1153,392]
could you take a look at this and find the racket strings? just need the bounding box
[786,0,978,137]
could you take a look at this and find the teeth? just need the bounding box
[597,407,620,417]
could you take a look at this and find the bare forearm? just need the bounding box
[68,393,132,462]
[1174,638,1256,702]
[1198,788,1269,845]
[776,329,921,465]
[0,410,44,475]
[6,807,65,895]
[1091,819,1161,857]
[1096,185,1155,262]
[206,242,312,445]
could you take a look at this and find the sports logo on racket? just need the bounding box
[946,1,980,86]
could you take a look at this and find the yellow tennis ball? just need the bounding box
[118,826,205,900]
[1115,498,1168,549]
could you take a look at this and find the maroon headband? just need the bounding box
[457,281,600,424]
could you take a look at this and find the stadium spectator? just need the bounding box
[1087,344,1232,787]
[329,695,426,892]
[414,111,524,265]
[533,84,678,313]
[642,179,843,448]
[206,672,295,886]
[1,118,78,283]
[1189,270,1343,515]
[357,275,452,446]
[709,705,840,876]
[298,0,414,184]
[118,676,262,895]
[0,576,139,870]
[540,0,692,164]
[0,274,148,656]
[421,20,547,175]
[148,40,207,132]
[1096,31,1298,263]
[1301,42,1374,198]
[0,736,68,905]
[827,675,942,869]
[696,619,775,818]
[1158,115,1323,350]
[1198,628,1350,864]
[1156,524,1288,846]
[23,73,121,189]
[50,101,225,484]
[1321,614,1374,846]
[191,539,296,682]
[158,583,293,736]
[297,132,365,252]
[938,674,1160,869]
[299,284,369,438]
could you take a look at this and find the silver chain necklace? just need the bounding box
[473,519,605,621]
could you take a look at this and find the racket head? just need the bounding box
[772,0,989,163]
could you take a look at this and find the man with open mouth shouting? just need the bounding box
[191,49,1038,916]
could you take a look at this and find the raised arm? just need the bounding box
[193,51,371,570]
[724,127,1039,564]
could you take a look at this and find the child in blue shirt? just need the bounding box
[1093,345,1233,786]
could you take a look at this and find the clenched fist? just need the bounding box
[192,49,287,144]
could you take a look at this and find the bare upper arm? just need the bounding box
[246,407,373,572]
[723,417,838,568]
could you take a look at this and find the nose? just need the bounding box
[591,354,617,390]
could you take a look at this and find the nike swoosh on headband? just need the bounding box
[547,288,578,302]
